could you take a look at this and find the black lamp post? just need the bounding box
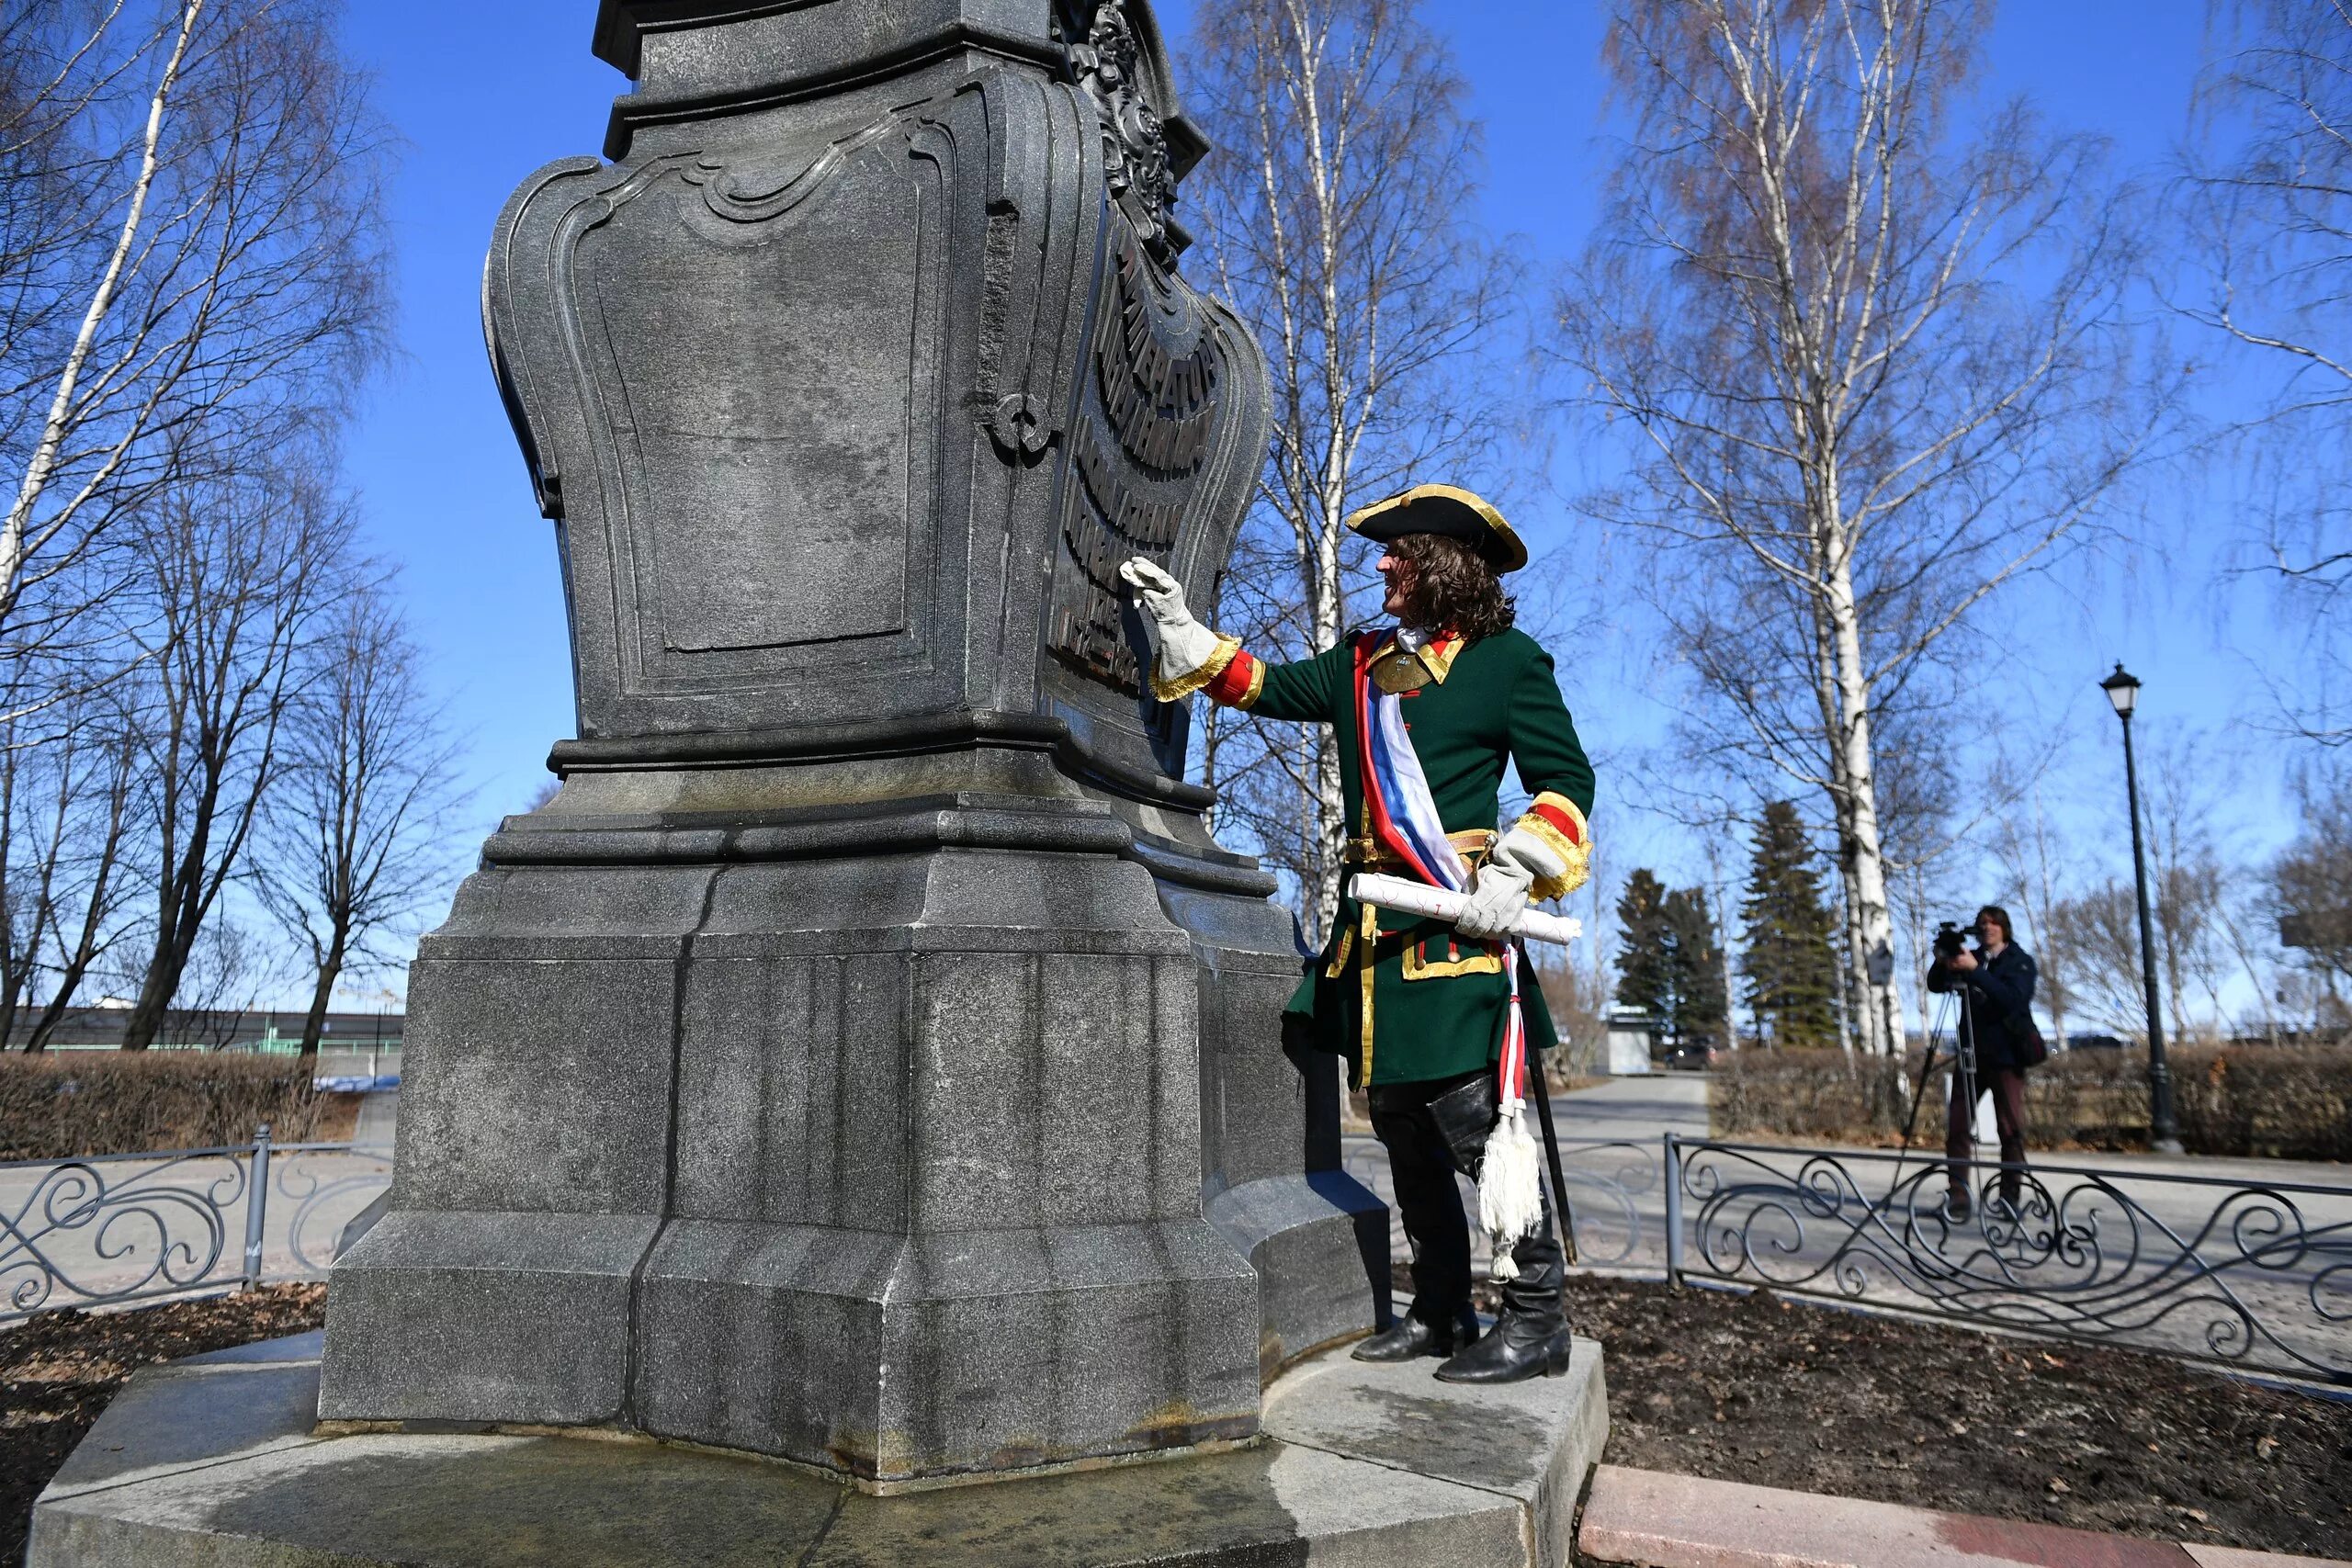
[2099,662,2182,1154]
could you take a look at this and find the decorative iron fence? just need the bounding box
[1547,1137,1665,1268]
[1666,1135,2352,1385]
[1345,1125,2352,1382]
[0,1127,392,1322]
[14,1121,2351,1386]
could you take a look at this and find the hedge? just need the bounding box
[0,1054,345,1161]
[1711,1044,2352,1162]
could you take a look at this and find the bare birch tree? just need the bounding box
[2046,736,2256,1045]
[2179,0,2352,744]
[114,457,353,1051]
[0,692,141,1049]
[2273,765,2352,1029]
[1554,0,2165,1054]
[1186,0,1522,941]
[1990,777,2074,1050]
[254,581,467,1061]
[0,0,385,697]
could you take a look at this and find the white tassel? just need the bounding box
[1477,1100,1544,1281]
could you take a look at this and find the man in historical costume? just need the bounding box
[1119,484,1595,1384]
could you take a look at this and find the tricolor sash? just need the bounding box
[1351,633,1531,1112]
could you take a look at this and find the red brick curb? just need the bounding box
[1577,1465,2350,1568]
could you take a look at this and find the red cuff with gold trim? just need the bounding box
[1515,791,1591,900]
[1205,648,1264,709]
[1529,798,1584,847]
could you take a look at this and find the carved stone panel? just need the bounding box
[593,115,950,686]
[602,145,922,655]
[1069,1,1184,262]
[490,94,981,739]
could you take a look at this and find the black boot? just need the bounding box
[1434,1311,1570,1382]
[1366,1075,1486,1367]
[1352,1309,1478,1363]
[1435,1187,1571,1385]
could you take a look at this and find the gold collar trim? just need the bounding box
[1371,629,1464,687]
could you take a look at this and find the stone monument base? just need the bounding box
[29,1327,1607,1567]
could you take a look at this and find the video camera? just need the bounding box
[1932,920,1973,961]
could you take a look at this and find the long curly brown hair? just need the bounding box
[1392,533,1516,641]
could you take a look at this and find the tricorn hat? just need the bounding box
[1344,483,1527,573]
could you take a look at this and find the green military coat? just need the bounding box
[1182,626,1596,1088]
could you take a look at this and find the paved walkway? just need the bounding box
[1545,1073,1713,1139]
[1578,1464,2351,1568]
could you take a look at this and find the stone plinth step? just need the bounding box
[29,1330,1608,1566]
[1577,1464,2351,1568]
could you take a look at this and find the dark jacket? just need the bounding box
[1926,942,2038,1072]
[1233,627,1594,1088]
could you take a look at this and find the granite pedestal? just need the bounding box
[29,1330,1608,1567]
[318,0,1387,1493]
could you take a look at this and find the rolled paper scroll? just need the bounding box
[1346,874,1584,947]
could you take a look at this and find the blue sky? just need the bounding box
[329,2,2301,999]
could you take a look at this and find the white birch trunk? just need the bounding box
[1192,0,1508,947]
[0,0,205,611]
[1716,883,1740,1049]
[1823,551,1900,1055]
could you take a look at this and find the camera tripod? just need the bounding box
[1893,979,1980,1210]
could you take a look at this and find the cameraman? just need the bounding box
[1925,906,2038,1220]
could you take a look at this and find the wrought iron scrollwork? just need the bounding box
[0,1149,247,1318]
[1675,1138,2352,1384]
[1,1137,393,1323]
[1551,1138,1661,1268]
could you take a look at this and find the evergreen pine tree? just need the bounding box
[1614,869,1673,1021]
[1739,801,1840,1047]
[1663,887,1729,1052]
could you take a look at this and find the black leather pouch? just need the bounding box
[1426,1070,1498,1172]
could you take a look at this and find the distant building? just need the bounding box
[1605,1009,1659,1075]
[28,1007,404,1053]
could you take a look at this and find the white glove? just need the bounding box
[1453,828,1567,940]
[1117,557,1223,684]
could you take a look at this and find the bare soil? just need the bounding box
[0,1283,324,1562]
[1556,1274,2352,1560]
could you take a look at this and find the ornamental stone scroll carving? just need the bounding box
[484,0,1264,781]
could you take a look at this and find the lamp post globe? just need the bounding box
[2099,662,2140,718]
[2101,662,2180,1154]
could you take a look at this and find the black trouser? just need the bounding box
[1368,1068,1564,1330]
[1947,1066,2027,1206]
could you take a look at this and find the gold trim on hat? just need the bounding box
[1342,483,1528,573]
